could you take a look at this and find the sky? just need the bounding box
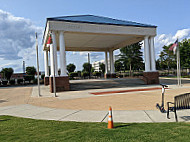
[0,0,190,72]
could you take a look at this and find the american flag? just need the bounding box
[169,39,178,54]
[46,35,52,47]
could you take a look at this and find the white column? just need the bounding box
[150,36,156,71]
[52,31,58,76]
[44,50,49,77]
[109,50,115,73]
[109,50,112,73]
[105,51,108,74]
[59,31,67,76]
[50,44,54,76]
[112,50,115,73]
[144,36,151,72]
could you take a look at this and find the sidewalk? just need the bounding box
[0,104,190,123]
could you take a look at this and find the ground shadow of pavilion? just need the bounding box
[70,78,190,91]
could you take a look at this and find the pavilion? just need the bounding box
[42,15,159,93]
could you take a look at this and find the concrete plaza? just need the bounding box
[0,77,190,123]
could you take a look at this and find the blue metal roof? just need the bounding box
[47,15,156,28]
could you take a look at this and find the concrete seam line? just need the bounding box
[28,108,56,117]
[144,110,154,122]
[101,112,109,122]
[0,104,34,113]
[58,110,82,121]
[0,106,19,112]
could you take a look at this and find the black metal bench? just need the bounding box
[167,93,190,122]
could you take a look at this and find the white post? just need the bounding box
[52,31,58,76]
[44,50,49,77]
[50,44,55,76]
[59,31,67,76]
[105,51,108,74]
[144,36,151,72]
[150,36,156,71]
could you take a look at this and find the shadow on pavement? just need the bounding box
[180,116,190,121]
[70,78,146,91]
[0,100,7,103]
[70,78,190,91]
[160,78,190,85]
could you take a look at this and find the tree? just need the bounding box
[1,68,14,80]
[26,66,36,76]
[99,63,105,73]
[158,45,176,73]
[157,38,190,74]
[179,39,190,69]
[114,60,123,72]
[67,63,76,73]
[82,62,92,72]
[119,42,144,75]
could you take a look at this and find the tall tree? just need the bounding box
[26,66,36,76]
[1,68,14,80]
[99,63,105,73]
[158,45,177,73]
[114,60,123,72]
[67,63,76,73]
[119,42,144,75]
[82,62,92,72]
[179,39,190,69]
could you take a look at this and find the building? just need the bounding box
[0,73,24,80]
[43,15,158,92]
[92,60,105,72]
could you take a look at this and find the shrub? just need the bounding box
[69,72,78,78]
[17,79,23,84]
[116,74,123,78]
[40,79,44,84]
[33,79,37,84]
[2,80,8,85]
[82,71,89,78]
[92,72,101,77]
[41,74,45,80]
[24,75,34,83]
[133,73,143,77]
[124,74,129,77]
[10,79,15,85]
[77,71,81,77]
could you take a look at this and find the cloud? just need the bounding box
[71,51,103,61]
[154,28,190,58]
[0,9,43,60]
[0,62,21,72]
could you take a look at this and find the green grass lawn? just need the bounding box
[1,116,190,142]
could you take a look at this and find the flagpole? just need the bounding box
[176,48,179,86]
[50,32,56,97]
[35,32,41,97]
[178,44,182,86]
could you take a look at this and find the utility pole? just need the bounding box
[23,61,25,74]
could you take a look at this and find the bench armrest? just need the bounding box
[167,102,174,104]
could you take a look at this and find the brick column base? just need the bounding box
[49,76,70,93]
[143,72,159,85]
[44,77,49,86]
[104,73,117,78]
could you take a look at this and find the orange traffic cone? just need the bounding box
[108,106,114,129]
